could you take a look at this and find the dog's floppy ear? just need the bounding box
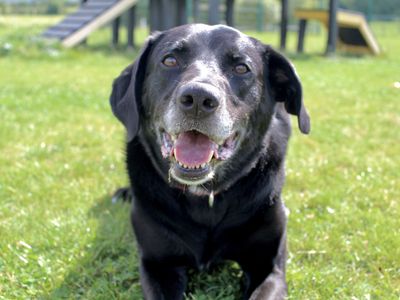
[110,33,161,141]
[264,46,310,134]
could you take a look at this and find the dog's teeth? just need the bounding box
[173,148,177,158]
[176,161,208,169]
[207,151,213,162]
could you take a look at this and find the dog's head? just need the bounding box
[110,24,310,192]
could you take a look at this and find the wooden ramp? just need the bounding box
[43,0,138,47]
[295,9,381,55]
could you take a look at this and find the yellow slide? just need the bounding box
[295,9,380,55]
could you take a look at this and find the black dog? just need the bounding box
[110,24,310,300]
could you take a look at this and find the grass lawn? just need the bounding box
[0,16,399,299]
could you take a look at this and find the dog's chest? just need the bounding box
[179,197,254,267]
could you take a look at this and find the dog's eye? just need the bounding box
[162,56,178,67]
[234,64,250,75]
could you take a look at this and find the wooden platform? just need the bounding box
[294,9,380,55]
[43,0,138,47]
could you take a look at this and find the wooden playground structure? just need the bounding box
[295,9,380,55]
[43,0,236,48]
[42,0,380,55]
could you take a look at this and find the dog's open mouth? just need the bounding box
[161,130,238,185]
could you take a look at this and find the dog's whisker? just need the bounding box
[200,183,209,192]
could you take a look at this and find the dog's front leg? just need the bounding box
[242,227,287,300]
[244,231,287,300]
[242,263,287,300]
[248,266,287,300]
[140,259,187,300]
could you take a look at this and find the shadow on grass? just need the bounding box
[45,193,243,299]
[47,195,142,299]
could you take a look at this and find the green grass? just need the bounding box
[0,16,399,299]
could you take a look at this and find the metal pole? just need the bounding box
[127,6,136,48]
[193,0,199,22]
[186,0,193,23]
[280,0,288,50]
[367,0,373,22]
[80,0,88,45]
[256,0,262,32]
[226,0,234,27]
[208,0,220,25]
[161,0,172,30]
[297,19,307,53]
[112,17,120,47]
[149,0,160,32]
[177,0,187,26]
[326,0,338,55]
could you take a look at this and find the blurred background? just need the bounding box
[1,0,399,30]
[0,0,399,299]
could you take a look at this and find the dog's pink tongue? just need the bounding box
[174,131,215,167]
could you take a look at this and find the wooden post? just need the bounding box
[209,0,220,25]
[127,6,135,48]
[297,19,307,53]
[112,16,120,47]
[226,0,234,27]
[280,0,288,51]
[326,0,338,55]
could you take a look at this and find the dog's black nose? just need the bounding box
[178,83,220,118]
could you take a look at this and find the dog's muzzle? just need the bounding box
[161,130,239,185]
